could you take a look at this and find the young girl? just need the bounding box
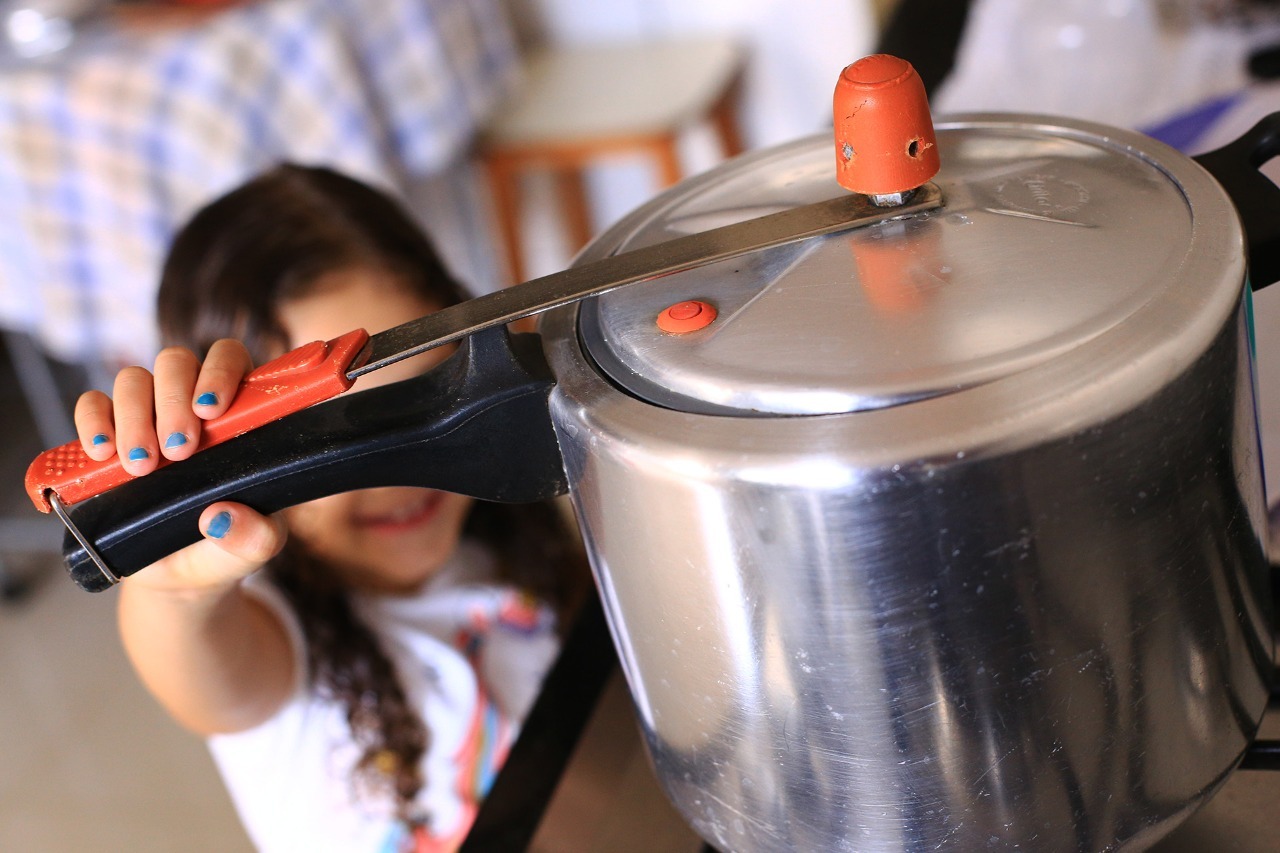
[72,165,590,851]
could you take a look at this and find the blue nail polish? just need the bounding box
[206,511,232,539]
[127,447,149,462]
[164,432,188,449]
[91,433,109,446]
[196,392,219,407]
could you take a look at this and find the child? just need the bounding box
[72,164,590,851]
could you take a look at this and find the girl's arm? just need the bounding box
[116,504,295,735]
[76,342,298,735]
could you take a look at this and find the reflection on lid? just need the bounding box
[581,122,1196,417]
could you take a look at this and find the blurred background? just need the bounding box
[4,0,1280,849]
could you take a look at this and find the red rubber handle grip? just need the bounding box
[25,329,370,512]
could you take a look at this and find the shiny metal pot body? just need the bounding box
[540,118,1274,852]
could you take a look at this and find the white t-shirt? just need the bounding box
[207,540,561,852]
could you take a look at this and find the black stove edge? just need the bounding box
[461,592,722,852]
[461,593,618,851]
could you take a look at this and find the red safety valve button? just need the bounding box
[657,300,717,334]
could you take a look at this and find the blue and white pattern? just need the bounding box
[0,0,517,364]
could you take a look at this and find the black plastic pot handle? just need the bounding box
[1193,113,1280,291]
[60,327,567,592]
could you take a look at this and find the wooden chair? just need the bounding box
[479,37,746,284]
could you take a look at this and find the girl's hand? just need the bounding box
[71,340,288,590]
[74,340,252,475]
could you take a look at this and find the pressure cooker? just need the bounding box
[26,56,1280,851]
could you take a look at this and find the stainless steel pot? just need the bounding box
[539,115,1276,852]
[34,101,1280,851]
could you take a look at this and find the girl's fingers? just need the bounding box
[153,347,201,461]
[75,390,117,462]
[71,339,253,477]
[193,339,255,420]
[129,504,288,591]
[197,503,288,572]
[113,366,159,476]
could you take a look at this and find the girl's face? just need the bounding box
[274,266,473,595]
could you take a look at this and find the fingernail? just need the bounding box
[164,432,188,449]
[127,447,150,462]
[196,392,218,407]
[206,511,232,539]
[91,433,109,446]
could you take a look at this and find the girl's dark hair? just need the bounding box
[157,163,589,823]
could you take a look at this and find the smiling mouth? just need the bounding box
[354,492,444,533]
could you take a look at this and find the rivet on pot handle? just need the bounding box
[1193,113,1280,290]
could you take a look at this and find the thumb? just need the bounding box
[197,502,289,567]
[138,503,289,591]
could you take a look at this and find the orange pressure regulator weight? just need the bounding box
[834,54,940,202]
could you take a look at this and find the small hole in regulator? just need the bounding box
[907,139,921,158]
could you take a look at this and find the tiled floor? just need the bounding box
[0,345,252,850]
[0,564,252,851]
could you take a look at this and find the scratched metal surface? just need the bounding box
[532,684,1280,852]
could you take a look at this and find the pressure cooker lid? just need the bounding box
[576,117,1218,416]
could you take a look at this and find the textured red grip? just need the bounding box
[26,329,370,512]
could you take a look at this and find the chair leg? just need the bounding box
[0,516,63,603]
[711,74,746,159]
[0,332,80,605]
[0,562,29,602]
[3,330,76,446]
[483,153,526,285]
[554,166,593,256]
[652,134,683,187]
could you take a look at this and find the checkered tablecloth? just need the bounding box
[0,0,517,365]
